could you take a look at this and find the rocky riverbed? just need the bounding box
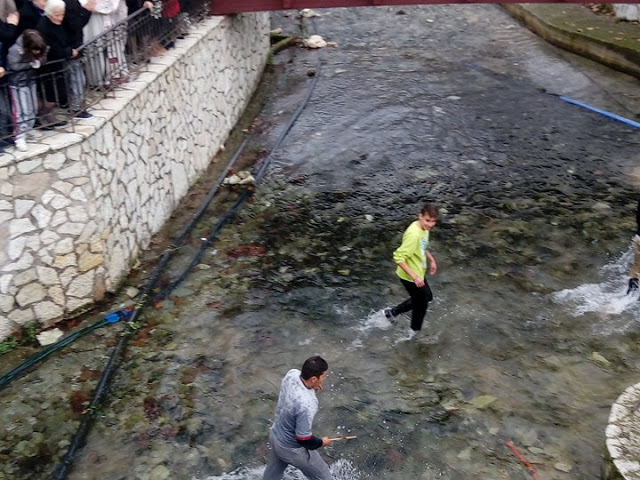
[2,4,640,480]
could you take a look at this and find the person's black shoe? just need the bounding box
[74,110,93,119]
[38,115,68,129]
[42,120,67,129]
[384,308,397,324]
[35,119,52,130]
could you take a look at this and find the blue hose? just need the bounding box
[0,309,131,392]
[559,96,640,129]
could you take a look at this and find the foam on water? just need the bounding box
[392,327,418,345]
[196,459,361,480]
[350,308,433,347]
[350,309,391,349]
[552,244,640,327]
[353,309,392,333]
[553,281,638,316]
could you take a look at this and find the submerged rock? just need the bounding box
[303,35,327,49]
[468,395,497,409]
[36,328,64,346]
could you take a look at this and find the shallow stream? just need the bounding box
[2,4,640,480]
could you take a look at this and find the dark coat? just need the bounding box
[17,1,44,34]
[0,20,17,46]
[36,15,73,61]
[63,0,91,48]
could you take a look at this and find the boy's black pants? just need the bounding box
[392,278,433,331]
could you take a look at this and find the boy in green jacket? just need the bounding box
[385,203,438,332]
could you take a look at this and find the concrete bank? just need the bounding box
[503,3,640,80]
[0,13,270,340]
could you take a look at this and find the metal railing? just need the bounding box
[0,0,211,148]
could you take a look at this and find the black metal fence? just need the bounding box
[0,0,211,149]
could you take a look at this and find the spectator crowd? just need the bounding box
[0,0,188,152]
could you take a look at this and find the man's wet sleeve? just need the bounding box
[294,408,313,436]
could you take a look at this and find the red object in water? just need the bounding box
[506,441,539,480]
[211,0,630,15]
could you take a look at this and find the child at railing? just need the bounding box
[7,29,47,151]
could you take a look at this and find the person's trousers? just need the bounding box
[9,83,37,137]
[65,62,86,112]
[391,277,433,331]
[262,430,332,480]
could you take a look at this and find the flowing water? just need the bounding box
[2,4,640,480]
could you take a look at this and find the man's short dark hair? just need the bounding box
[301,356,328,380]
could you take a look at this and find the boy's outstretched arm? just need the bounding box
[426,252,437,275]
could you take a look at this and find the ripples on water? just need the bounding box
[552,243,640,331]
[198,459,361,480]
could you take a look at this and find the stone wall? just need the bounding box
[0,13,270,340]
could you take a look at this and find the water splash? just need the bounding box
[553,282,638,316]
[350,308,442,346]
[353,309,393,333]
[393,327,418,345]
[197,459,361,480]
[552,244,640,319]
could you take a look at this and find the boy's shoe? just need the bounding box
[15,137,27,152]
[384,308,397,324]
[74,110,93,119]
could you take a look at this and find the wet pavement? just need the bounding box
[2,5,640,480]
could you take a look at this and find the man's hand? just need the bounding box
[627,278,639,295]
[321,437,332,447]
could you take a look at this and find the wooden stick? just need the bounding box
[328,435,357,441]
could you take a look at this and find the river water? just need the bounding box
[2,5,640,480]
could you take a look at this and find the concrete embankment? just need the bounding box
[503,4,640,80]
